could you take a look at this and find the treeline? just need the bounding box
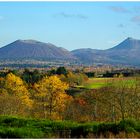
[0,67,140,123]
[85,71,137,78]
[0,67,88,86]
[85,68,140,78]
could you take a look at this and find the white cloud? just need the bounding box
[131,15,140,23]
[108,6,130,13]
[54,12,88,19]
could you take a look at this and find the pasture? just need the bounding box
[82,77,137,89]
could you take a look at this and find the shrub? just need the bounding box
[0,127,44,138]
[0,116,139,138]
[118,119,137,132]
[98,122,119,134]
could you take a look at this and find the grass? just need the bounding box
[82,78,113,89]
[81,77,137,89]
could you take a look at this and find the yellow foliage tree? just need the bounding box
[34,75,69,119]
[4,73,33,108]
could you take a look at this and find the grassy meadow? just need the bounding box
[80,77,137,89]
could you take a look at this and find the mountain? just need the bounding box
[0,39,75,61]
[71,48,106,64]
[102,37,140,65]
[0,37,140,66]
[71,37,140,66]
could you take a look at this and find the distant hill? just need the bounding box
[71,37,140,66]
[0,39,75,61]
[104,37,140,65]
[1,37,140,66]
[71,48,105,64]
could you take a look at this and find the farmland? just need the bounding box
[82,78,112,89]
[79,77,137,89]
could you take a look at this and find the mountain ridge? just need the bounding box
[71,37,140,65]
[0,39,76,61]
[0,37,140,66]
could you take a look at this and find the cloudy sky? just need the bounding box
[0,2,140,50]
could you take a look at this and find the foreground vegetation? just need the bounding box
[0,67,140,138]
[0,116,140,138]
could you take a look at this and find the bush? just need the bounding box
[135,121,140,132]
[97,122,119,135]
[0,116,139,138]
[118,119,137,132]
[70,123,98,138]
[0,127,44,138]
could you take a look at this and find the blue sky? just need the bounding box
[0,2,140,50]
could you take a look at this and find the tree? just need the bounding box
[0,73,33,116]
[22,69,31,84]
[0,93,26,116]
[5,73,33,108]
[56,67,68,76]
[61,71,88,87]
[47,69,56,76]
[34,75,69,119]
[22,69,43,85]
[7,69,19,76]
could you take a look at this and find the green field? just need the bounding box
[81,77,137,89]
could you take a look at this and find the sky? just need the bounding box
[0,1,140,50]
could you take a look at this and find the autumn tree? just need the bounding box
[0,93,26,116]
[63,97,87,122]
[96,77,140,122]
[114,77,140,121]
[5,73,32,107]
[61,71,88,87]
[34,75,70,119]
[0,73,33,116]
